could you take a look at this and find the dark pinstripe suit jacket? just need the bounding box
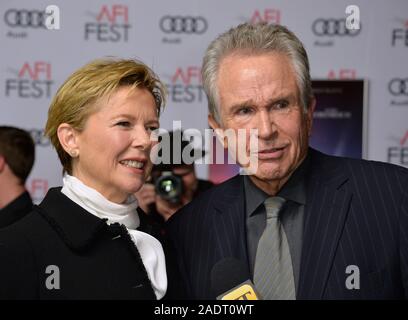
[167,148,408,299]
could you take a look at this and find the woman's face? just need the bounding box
[72,86,159,203]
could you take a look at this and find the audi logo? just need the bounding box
[28,129,50,147]
[4,9,46,28]
[388,78,408,96]
[160,15,207,34]
[312,18,360,36]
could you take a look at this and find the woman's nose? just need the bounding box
[132,126,151,150]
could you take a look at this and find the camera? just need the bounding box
[154,171,184,204]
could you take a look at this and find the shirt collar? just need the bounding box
[244,175,269,217]
[277,152,310,205]
[61,174,140,230]
[244,151,310,217]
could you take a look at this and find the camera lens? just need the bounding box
[155,172,183,203]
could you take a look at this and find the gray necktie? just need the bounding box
[254,196,296,300]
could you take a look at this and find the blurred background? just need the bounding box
[1,0,407,202]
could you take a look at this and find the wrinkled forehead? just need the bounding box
[217,53,299,107]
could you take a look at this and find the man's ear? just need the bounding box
[208,114,227,149]
[57,123,80,157]
[306,97,316,137]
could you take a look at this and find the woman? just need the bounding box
[0,58,167,299]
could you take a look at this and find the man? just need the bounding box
[167,23,408,299]
[0,126,35,228]
[135,130,214,236]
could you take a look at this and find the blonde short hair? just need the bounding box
[45,58,166,174]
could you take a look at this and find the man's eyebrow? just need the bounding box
[264,94,297,107]
[229,100,255,112]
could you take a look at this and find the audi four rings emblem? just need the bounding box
[312,19,360,36]
[160,16,207,34]
[29,129,50,147]
[389,79,408,96]
[4,9,46,28]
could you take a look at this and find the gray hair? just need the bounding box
[202,22,313,122]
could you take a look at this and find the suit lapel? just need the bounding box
[211,175,250,274]
[297,149,352,299]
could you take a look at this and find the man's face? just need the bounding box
[209,53,314,191]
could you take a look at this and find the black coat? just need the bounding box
[167,148,408,299]
[0,188,158,299]
[0,191,33,229]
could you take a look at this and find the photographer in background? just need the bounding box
[135,130,214,237]
[0,126,35,228]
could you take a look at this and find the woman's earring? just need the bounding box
[70,150,78,157]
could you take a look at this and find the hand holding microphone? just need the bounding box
[211,257,261,300]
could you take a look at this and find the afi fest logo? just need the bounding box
[4,5,60,38]
[327,69,357,79]
[84,5,130,42]
[237,8,280,25]
[249,8,281,24]
[391,18,408,47]
[5,61,54,98]
[387,130,408,167]
[166,66,205,103]
[27,178,49,203]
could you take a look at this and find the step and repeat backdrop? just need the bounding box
[1,0,407,202]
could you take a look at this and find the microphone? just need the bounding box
[211,257,260,300]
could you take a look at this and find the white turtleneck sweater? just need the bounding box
[61,174,167,299]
